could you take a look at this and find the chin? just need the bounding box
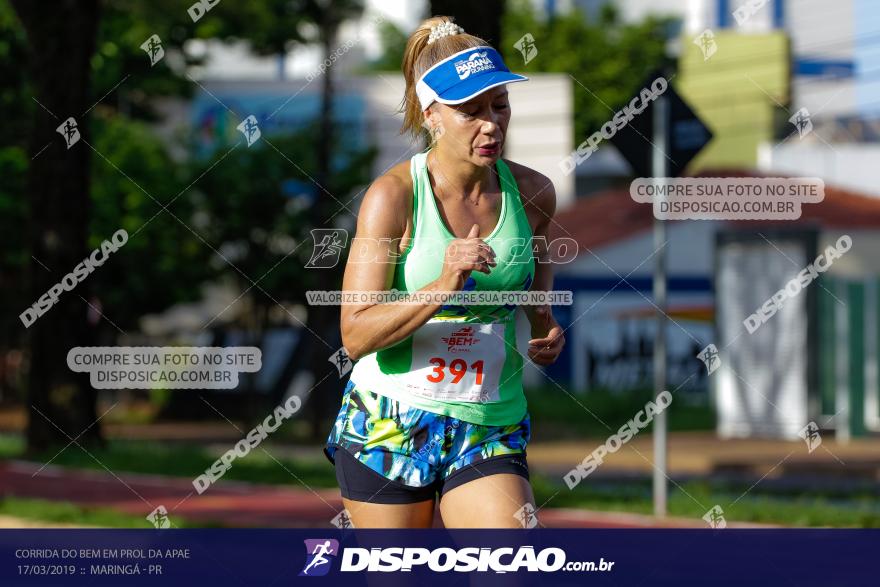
[472,150,501,163]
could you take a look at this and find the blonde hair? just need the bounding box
[399,16,489,142]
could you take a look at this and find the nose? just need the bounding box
[481,112,501,134]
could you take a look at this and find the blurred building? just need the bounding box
[548,175,880,439]
[517,0,880,440]
[172,73,574,208]
[547,0,880,194]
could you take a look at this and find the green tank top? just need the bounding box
[348,148,535,426]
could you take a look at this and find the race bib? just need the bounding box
[403,319,507,403]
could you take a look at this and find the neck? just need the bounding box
[429,143,496,199]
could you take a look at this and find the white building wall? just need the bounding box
[758,142,880,198]
[557,220,722,278]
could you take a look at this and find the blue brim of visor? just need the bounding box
[415,46,528,110]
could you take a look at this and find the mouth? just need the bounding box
[475,142,500,156]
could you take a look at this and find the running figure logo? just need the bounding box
[693,29,717,61]
[299,539,339,577]
[697,344,721,375]
[798,421,822,453]
[140,34,165,66]
[702,505,727,529]
[330,509,354,529]
[514,503,538,528]
[789,108,813,138]
[56,117,80,149]
[146,505,171,528]
[513,33,538,65]
[328,347,352,377]
[236,114,261,147]
[306,229,348,268]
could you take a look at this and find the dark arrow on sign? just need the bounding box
[609,72,713,178]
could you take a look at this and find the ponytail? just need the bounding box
[399,16,488,143]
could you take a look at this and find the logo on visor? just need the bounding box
[454,51,495,80]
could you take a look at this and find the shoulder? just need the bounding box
[355,160,413,236]
[502,158,556,218]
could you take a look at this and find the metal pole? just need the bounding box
[652,95,669,517]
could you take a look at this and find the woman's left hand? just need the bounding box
[527,306,565,366]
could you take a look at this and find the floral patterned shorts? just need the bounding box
[324,379,530,503]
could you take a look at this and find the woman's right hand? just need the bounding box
[438,223,497,290]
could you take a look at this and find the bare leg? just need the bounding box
[342,497,436,529]
[438,474,536,528]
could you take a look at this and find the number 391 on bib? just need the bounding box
[405,320,506,403]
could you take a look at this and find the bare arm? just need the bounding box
[521,172,566,366]
[340,176,496,361]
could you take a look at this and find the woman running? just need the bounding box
[323,15,564,529]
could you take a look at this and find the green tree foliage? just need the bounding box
[1,0,375,445]
[186,128,375,328]
[364,19,408,72]
[87,112,216,332]
[501,0,675,145]
[0,1,30,342]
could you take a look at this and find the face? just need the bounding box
[425,85,511,165]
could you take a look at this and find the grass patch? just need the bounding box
[0,497,211,528]
[530,475,880,527]
[525,386,714,439]
[0,435,338,489]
